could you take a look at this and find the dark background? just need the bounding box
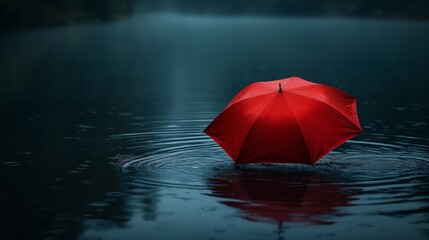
[1,0,429,32]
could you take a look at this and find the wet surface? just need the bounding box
[1,11,429,240]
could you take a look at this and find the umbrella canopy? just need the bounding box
[204,77,362,165]
[208,169,352,224]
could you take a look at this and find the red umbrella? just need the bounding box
[204,77,362,165]
[208,170,352,225]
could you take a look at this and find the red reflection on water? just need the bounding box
[208,169,352,225]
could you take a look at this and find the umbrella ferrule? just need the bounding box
[278,83,283,93]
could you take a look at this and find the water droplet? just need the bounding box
[202,207,217,212]
[2,162,22,167]
[105,192,125,197]
[78,124,95,129]
[214,228,226,233]
[89,201,109,207]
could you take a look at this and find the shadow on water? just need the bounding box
[207,167,353,225]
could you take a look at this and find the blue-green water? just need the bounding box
[1,12,428,240]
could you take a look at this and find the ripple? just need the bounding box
[105,192,125,197]
[111,117,231,189]
[321,136,429,179]
[88,201,109,208]
[116,114,429,195]
[117,139,231,189]
[2,161,23,167]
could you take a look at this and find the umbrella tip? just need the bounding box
[278,83,283,93]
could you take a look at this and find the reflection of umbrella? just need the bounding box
[204,77,362,164]
[208,169,352,225]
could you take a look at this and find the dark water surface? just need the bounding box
[1,12,429,240]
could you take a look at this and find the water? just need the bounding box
[1,12,429,240]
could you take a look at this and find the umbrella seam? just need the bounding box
[205,93,278,160]
[236,93,279,164]
[286,84,355,96]
[280,94,314,165]
[227,82,348,111]
[285,92,361,131]
[224,82,277,110]
[285,92,362,161]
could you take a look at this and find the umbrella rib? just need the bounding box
[280,94,313,165]
[205,93,279,161]
[288,84,356,102]
[285,85,319,91]
[224,83,277,110]
[236,93,278,164]
[285,92,361,131]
